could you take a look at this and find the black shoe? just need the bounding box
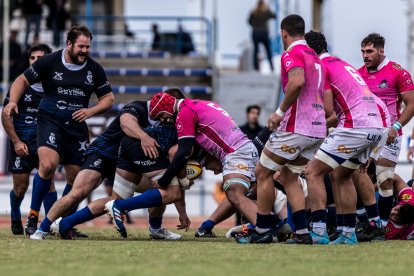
[249,230,274,244]
[285,233,313,244]
[329,231,341,242]
[356,220,369,234]
[357,220,385,242]
[25,214,38,236]
[274,223,294,242]
[70,228,88,238]
[11,219,24,235]
[195,226,216,238]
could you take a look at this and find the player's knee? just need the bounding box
[256,163,274,180]
[14,186,28,197]
[39,161,58,178]
[376,165,394,187]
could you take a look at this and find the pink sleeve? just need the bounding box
[395,67,414,93]
[324,68,331,91]
[176,107,198,139]
[282,51,304,73]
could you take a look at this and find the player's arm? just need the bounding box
[174,191,191,231]
[1,101,29,156]
[3,75,30,116]
[119,113,159,158]
[324,87,337,128]
[157,137,195,188]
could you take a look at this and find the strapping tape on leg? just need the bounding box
[260,154,283,171]
[315,150,340,169]
[286,163,305,174]
[379,188,393,197]
[298,177,308,197]
[376,165,395,185]
[113,173,138,199]
[223,178,250,191]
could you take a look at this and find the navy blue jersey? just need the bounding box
[23,49,112,123]
[143,125,177,153]
[3,84,43,142]
[86,101,158,159]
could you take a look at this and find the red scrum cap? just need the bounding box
[149,92,176,118]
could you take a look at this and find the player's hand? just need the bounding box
[13,140,29,156]
[408,147,414,164]
[141,134,160,159]
[177,214,191,231]
[267,112,283,131]
[360,158,371,173]
[3,102,18,117]
[72,108,93,122]
[386,127,397,145]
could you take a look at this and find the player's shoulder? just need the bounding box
[357,64,366,74]
[85,56,105,71]
[388,61,406,71]
[121,100,146,112]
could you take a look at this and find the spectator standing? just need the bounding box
[45,0,70,48]
[22,0,43,48]
[239,105,263,139]
[248,0,276,71]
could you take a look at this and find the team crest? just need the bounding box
[92,159,102,168]
[13,157,21,169]
[85,71,94,85]
[378,80,388,89]
[46,132,57,147]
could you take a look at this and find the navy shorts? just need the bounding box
[81,152,117,182]
[116,136,169,174]
[8,139,38,174]
[37,113,89,166]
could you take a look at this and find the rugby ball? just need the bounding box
[186,160,203,180]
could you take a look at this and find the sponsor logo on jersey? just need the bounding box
[57,87,86,97]
[53,72,63,80]
[79,141,88,151]
[57,100,67,110]
[285,59,293,67]
[13,157,21,170]
[392,63,404,70]
[24,94,32,102]
[312,121,323,126]
[46,132,57,147]
[24,116,36,124]
[401,194,412,201]
[378,80,388,89]
[85,71,94,85]
[280,144,297,154]
[26,107,38,113]
[56,100,84,110]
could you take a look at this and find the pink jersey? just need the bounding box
[373,94,391,127]
[321,53,383,128]
[175,99,250,161]
[279,40,326,138]
[358,59,414,134]
[385,188,414,240]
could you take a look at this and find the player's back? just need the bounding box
[321,54,383,129]
[178,99,249,160]
[279,41,326,138]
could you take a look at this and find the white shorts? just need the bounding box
[316,127,384,169]
[264,131,323,161]
[370,128,390,161]
[378,135,402,164]
[222,142,258,182]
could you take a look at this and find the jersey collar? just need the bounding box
[320,53,331,60]
[146,101,159,126]
[368,57,389,73]
[31,83,43,92]
[61,49,88,71]
[287,39,307,51]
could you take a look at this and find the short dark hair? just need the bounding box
[246,105,261,114]
[28,43,52,56]
[361,33,385,49]
[164,88,186,99]
[66,25,93,45]
[398,204,414,225]
[305,30,328,55]
[280,14,305,36]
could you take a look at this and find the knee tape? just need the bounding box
[298,176,308,197]
[113,173,138,199]
[286,163,305,174]
[260,153,283,171]
[223,178,250,191]
[376,165,394,185]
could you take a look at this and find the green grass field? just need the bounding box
[1,228,414,276]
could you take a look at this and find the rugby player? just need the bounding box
[30,88,185,240]
[384,175,414,240]
[242,14,328,244]
[304,31,385,244]
[105,92,264,237]
[1,44,56,235]
[358,33,414,226]
[3,25,114,235]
